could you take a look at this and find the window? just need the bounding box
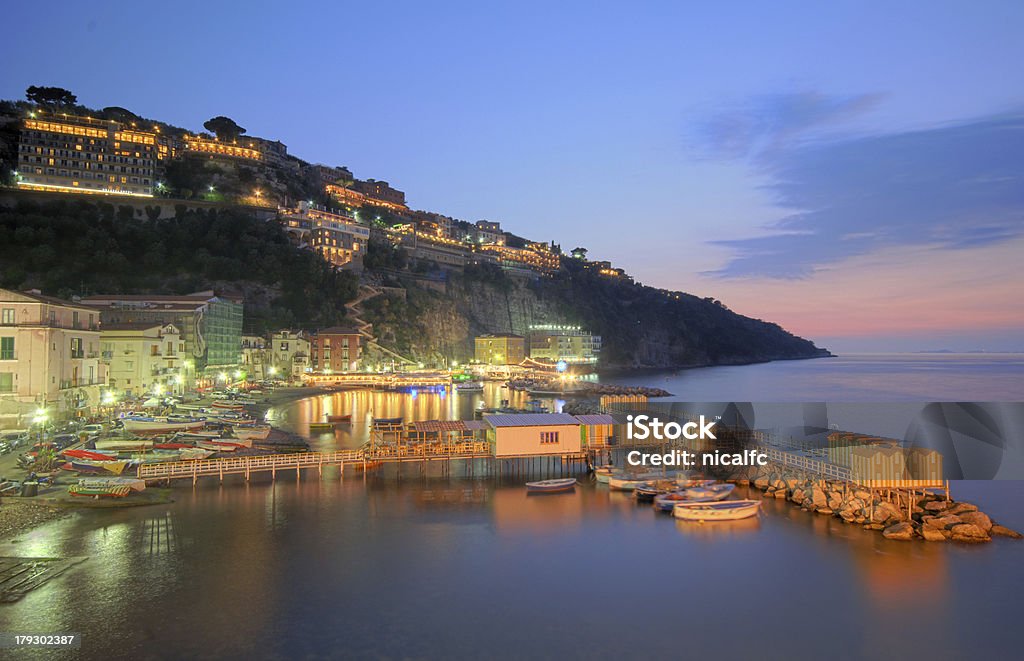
[0,337,13,360]
[1,308,14,324]
[71,337,83,359]
[540,431,560,445]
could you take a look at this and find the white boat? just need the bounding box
[179,448,215,461]
[122,417,206,434]
[95,438,153,451]
[653,490,716,512]
[684,483,735,501]
[673,499,761,522]
[525,478,578,493]
[78,477,146,492]
[456,382,484,392]
[608,472,664,491]
[594,466,614,484]
[230,426,271,441]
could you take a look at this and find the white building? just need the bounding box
[484,413,582,457]
[270,330,311,380]
[100,322,183,398]
[1,288,105,426]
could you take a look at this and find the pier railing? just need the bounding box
[138,450,365,481]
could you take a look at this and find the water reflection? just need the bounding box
[276,383,565,445]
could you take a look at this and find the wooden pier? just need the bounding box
[137,450,365,484]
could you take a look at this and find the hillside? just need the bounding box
[0,198,828,368]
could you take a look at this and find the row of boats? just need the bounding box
[522,469,762,522]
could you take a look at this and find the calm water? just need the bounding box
[3,354,1023,660]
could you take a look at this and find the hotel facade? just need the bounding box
[17,114,157,197]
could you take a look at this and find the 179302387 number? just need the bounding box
[0,633,81,648]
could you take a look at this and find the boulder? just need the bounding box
[949,523,990,543]
[925,515,962,530]
[924,500,951,512]
[991,525,1023,539]
[920,526,947,542]
[753,476,770,489]
[958,511,992,532]
[817,508,834,515]
[774,489,787,499]
[947,502,978,516]
[863,523,885,531]
[882,522,914,540]
[854,490,872,501]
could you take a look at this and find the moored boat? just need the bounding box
[673,499,761,522]
[594,466,614,484]
[456,382,484,392]
[525,478,578,494]
[634,480,677,502]
[684,483,736,501]
[308,422,335,432]
[653,490,713,512]
[608,472,664,491]
[326,414,352,423]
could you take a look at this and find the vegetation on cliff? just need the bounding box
[0,199,358,331]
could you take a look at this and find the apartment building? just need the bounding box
[311,328,362,373]
[100,322,183,397]
[0,288,106,424]
[279,202,370,270]
[527,325,601,364]
[474,334,526,365]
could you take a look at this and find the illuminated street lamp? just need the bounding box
[268,366,278,376]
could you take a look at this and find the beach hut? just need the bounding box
[484,413,582,457]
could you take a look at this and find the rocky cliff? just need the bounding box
[361,261,830,368]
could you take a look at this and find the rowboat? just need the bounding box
[95,439,153,451]
[197,441,240,452]
[64,449,118,461]
[153,442,195,450]
[79,477,146,492]
[71,459,128,475]
[684,483,735,501]
[122,417,206,434]
[326,414,352,423]
[594,467,614,484]
[676,476,716,488]
[634,480,678,502]
[673,499,761,522]
[525,478,578,494]
[69,483,132,498]
[211,401,246,411]
[608,472,664,491]
[456,382,484,392]
[653,490,714,512]
[231,426,271,441]
[179,448,215,461]
[308,422,336,432]
[372,416,403,426]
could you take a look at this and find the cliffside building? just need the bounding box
[475,334,526,366]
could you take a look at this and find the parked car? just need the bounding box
[51,434,77,450]
[82,423,105,435]
[0,441,11,454]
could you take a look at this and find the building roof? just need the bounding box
[316,327,363,335]
[0,288,94,310]
[477,333,524,339]
[484,413,580,428]
[573,414,616,425]
[410,419,490,433]
[100,322,167,332]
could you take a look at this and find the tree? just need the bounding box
[203,116,247,142]
[26,85,77,107]
[103,106,139,124]
[571,247,588,260]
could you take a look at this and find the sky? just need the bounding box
[5,1,1024,353]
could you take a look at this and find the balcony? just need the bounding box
[59,378,106,390]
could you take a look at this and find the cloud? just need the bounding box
[695,91,884,162]
[701,107,1024,278]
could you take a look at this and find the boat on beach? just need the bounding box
[230,426,271,441]
[78,477,146,492]
[70,459,129,475]
[122,417,206,434]
[672,499,761,522]
[69,483,132,498]
[525,478,578,494]
[95,439,153,452]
